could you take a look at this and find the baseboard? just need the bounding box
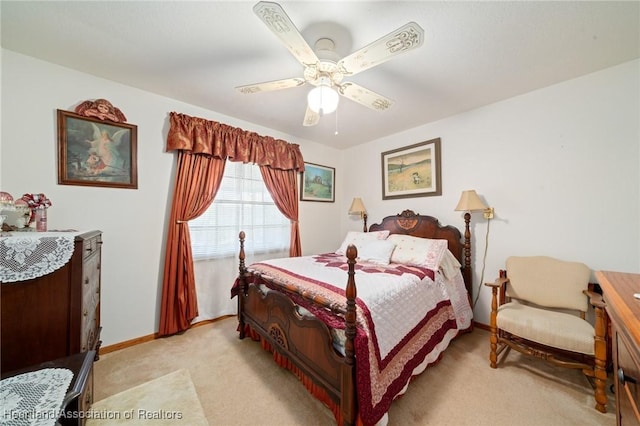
[99,333,156,355]
[473,321,490,331]
[98,315,235,355]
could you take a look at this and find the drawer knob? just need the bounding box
[617,368,637,385]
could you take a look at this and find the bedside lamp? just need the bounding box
[455,189,493,307]
[349,197,368,232]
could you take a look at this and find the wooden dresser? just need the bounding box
[597,271,640,425]
[1,230,102,373]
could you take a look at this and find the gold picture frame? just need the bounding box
[57,109,138,189]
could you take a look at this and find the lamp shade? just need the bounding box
[454,190,487,212]
[308,82,339,114]
[348,197,366,214]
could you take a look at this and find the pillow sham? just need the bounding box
[387,234,448,270]
[357,239,397,266]
[335,230,390,255]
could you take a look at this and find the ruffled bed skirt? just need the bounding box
[241,323,359,425]
[240,322,464,426]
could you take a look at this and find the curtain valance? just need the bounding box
[166,112,305,172]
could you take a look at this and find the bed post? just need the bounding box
[343,244,358,426]
[238,231,247,339]
[461,212,473,297]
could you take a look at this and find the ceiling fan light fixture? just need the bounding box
[307,83,339,115]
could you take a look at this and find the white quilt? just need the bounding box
[256,254,472,359]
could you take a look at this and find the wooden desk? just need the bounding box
[597,271,640,425]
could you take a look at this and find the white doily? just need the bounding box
[0,234,78,283]
[0,368,73,426]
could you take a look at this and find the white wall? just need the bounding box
[1,49,343,346]
[343,59,640,325]
[2,49,638,344]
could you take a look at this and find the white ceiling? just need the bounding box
[2,1,639,150]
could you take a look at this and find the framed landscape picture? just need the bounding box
[300,162,335,202]
[57,109,138,189]
[381,138,441,200]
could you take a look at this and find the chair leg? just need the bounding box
[593,304,609,413]
[489,286,498,368]
[593,368,607,413]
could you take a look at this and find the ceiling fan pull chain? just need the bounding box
[335,108,339,135]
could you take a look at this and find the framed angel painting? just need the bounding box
[57,109,138,189]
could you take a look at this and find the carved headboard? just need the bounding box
[368,210,471,295]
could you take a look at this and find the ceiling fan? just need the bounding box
[236,1,424,127]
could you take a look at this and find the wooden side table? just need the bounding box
[2,351,95,426]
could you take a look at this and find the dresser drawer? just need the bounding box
[82,235,101,260]
[616,331,640,425]
[598,271,640,426]
[81,240,101,352]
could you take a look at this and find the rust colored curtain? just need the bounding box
[260,166,302,257]
[159,151,225,336]
[159,112,304,336]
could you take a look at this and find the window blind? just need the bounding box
[189,162,290,259]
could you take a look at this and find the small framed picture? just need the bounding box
[300,162,335,202]
[57,109,138,189]
[381,138,441,200]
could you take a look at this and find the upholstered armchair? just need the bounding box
[485,256,608,413]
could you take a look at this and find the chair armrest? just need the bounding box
[485,276,509,288]
[584,289,606,309]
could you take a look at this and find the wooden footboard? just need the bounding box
[236,231,358,425]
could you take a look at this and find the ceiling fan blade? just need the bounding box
[337,22,424,77]
[253,2,319,67]
[236,77,306,94]
[303,106,319,126]
[338,82,394,111]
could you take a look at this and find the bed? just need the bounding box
[231,210,473,426]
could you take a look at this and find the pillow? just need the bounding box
[335,230,390,255]
[357,239,397,266]
[387,234,448,270]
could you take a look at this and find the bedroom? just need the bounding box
[0,1,638,424]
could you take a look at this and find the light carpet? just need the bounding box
[86,369,207,425]
[94,317,616,425]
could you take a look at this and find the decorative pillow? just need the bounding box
[387,234,448,270]
[335,230,390,255]
[357,239,397,266]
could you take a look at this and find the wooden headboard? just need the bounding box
[368,209,471,295]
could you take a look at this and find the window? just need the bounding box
[189,162,290,259]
